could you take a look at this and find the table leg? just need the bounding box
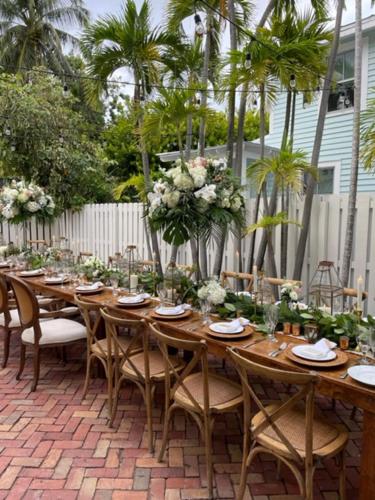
[359,410,375,499]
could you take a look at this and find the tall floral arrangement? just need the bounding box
[0,180,55,224]
[147,157,245,245]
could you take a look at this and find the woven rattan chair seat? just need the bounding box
[121,350,184,381]
[174,372,243,411]
[252,403,348,458]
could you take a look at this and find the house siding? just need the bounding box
[264,31,375,194]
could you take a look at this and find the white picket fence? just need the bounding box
[2,194,375,314]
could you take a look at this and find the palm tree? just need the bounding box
[0,0,88,75]
[341,0,362,289]
[293,0,346,280]
[81,0,179,274]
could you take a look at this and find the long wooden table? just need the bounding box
[18,277,375,499]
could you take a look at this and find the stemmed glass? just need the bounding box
[110,276,119,298]
[356,326,372,364]
[263,303,279,343]
[156,283,167,307]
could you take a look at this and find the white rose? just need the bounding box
[290,291,298,301]
[17,189,31,203]
[173,173,194,191]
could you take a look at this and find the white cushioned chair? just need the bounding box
[9,275,87,391]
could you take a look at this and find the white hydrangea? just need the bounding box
[165,166,181,179]
[198,281,227,305]
[26,201,40,213]
[162,190,180,208]
[3,205,18,219]
[153,181,168,194]
[188,165,207,188]
[212,158,227,170]
[192,157,207,168]
[17,189,31,203]
[148,192,162,215]
[173,173,194,191]
[290,291,299,301]
[231,196,242,212]
[194,184,217,204]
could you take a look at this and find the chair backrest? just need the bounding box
[227,347,319,464]
[8,275,41,339]
[148,322,209,415]
[78,251,93,264]
[0,275,11,325]
[74,294,102,354]
[100,308,148,379]
[27,239,48,250]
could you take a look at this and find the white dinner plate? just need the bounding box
[155,306,185,316]
[292,344,337,362]
[118,296,145,305]
[20,269,44,277]
[209,322,244,334]
[348,365,375,387]
[44,275,68,284]
[0,261,10,268]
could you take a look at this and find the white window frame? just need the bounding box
[326,37,368,116]
[317,161,341,194]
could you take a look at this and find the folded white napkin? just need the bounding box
[156,304,191,315]
[76,281,104,291]
[21,269,43,276]
[211,317,250,333]
[299,338,336,359]
[118,293,151,304]
[45,274,65,283]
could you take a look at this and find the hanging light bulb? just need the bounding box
[252,98,258,107]
[244,52,251,70]
[4,126,11,136]
[62,84,69,98]
[194,14,205,36]
[59,134,64,144]
[290,74,296,89]
[195,92,201,106]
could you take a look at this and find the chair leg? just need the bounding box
[350,406,357,420]
[237,429,250,500]
[61,346,67,364]
[305,462,314,500]
[338,450,346,500]
[31,347,40,392]
[145,381,154,453]
[203,415,213,499]
[110,376,123,428]
[16,344,26,380]
[81,354,93,401]
[2,328,10,368]
[158,406,174,462]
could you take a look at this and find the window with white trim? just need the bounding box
[328,49,355,112]
[316,167,334,194]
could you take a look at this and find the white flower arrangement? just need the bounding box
[197,280,227,305]
[0,180,55,224]
[281,282,301,303]
[148,157,245,246]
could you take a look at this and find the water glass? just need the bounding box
[263,303,279,342]
[156,283,167,306]
[359,336,371,364]
[110,277,119,297]
[200,299,212,325]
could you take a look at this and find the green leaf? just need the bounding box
[224,303,237,312]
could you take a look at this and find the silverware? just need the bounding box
[242,338,265,349]
[269,342,288,357]
[339,370,349,379]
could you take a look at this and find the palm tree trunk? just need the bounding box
[226,0,237,168]
[185,112,193,160]
[258,0,276,28]
[280,89,295,277]
[341,0,362,288]
[293,0,345,280]
[197,14,212,278]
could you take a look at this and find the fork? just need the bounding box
[269,342,288,357]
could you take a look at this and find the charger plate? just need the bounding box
[286,346,348,368]
[150,309,192,321]
[205,326,253,341]
[117,298,151,308]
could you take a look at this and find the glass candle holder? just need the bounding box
[339,335,349,350]
[292,323,301,336]
[283,322,292,335]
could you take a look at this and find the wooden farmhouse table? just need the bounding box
[14,275,375,500]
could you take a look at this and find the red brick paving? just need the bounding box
[0,331,362,499]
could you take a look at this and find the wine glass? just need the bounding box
[156,283,167,307]
[359,335,371,364]
[263,303,279,342]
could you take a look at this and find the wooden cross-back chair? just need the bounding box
[227,348,348,500]
[27,239,48,250]
[100,309,185,451]
[8,276,87,391]
[75,296,142,418]
[0,275,20,368]
[77,251,93,264]
[149,322,243,499]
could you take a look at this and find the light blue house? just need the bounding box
[265,15,375,194]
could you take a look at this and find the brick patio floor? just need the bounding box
[0,332,362,500]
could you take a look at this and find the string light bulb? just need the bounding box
[62,84,69,98]
[244,52,251,70]
[4,126,11,136]
[290,74,296,89]
[194,14,205,36]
